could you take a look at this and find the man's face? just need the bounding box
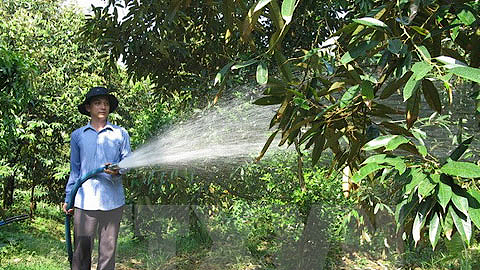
[86,96,110,120]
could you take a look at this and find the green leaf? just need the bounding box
[281,0,296,24]
[443,209,454,240]
[385,135,409,151]
[352,163,386,184]
[395,193,417,230]
[449,136,474,161]
[311,134,326,165]
[362,154,387,164]
[214,62,234,86]
[340,40,379,65]
[362,155,406,174]
[387,39,403,55]
[383,157,407,174]
[451,190,469,216]
[411,61,433,80]
[418,177,437,198]
[403,74,420,101]
[353,17,390,31]
[360,81,374,100]
[405,168,426,194]
[256,62,268,85]
[417,45,431,60]
[466,188,480,230]
[450,66,480,84]
[438,181,453,211]
[458,9,476,26]
[413,200,434,246]
[255,130,279,161]
[254,0,273,13]
[440,161,480,179]
[381,71,412,99]
[429,212,441,250]
[435,56,467,69]
[231,59,258,70]
[253,96,284,105]
[422,79,442,113]
[411,26,429,36]
[363,135,397,151]
[449,206,472,245]
[340,85,360,108]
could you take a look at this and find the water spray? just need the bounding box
[64,94,284,267]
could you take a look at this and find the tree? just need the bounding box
[0,0,130,210]
[82,0,480,249]
[0,45,34,209]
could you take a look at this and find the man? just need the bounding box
[63,87,131,270]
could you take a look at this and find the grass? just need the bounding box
[1,199,480,270]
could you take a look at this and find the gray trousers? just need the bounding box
[72,206,123,270]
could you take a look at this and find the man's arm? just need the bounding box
[63,133,80,214]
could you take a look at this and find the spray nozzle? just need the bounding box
[106,163,121,171]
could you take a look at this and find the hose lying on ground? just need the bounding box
[0,214,28,227]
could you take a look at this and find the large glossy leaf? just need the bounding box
[457,9,476,26]
[422,79,442,113]
[449,136,474,161]
[255,130,279,161]
[362,154,407,174]
[411,61,433,80]
[380,71,412,99]
[231,59,258,70]
[353,17,390,31]
[311,134,326,165]
[395,193,417,230]
[418,177,437,198]
[363,135,397,151]
[256,61,268,85]
[281,0,296,25]
[440,161,480,179]
[467,188,480,230]
[443,209,454,240]
[438,181,452,211]
[340,41,379,65]
[253,96,284,105]
[405,168,426,194]
[387,39,403,54]
[435,56,467,69]
[385,135,409,151]
[360,80,374,100]
[340,85,360,108]
[403,74,420,101]
[451,189,469,216]
[449,206,472,245]
[450,66,480,84]
[214,62,234,86]
[351,163,386,184]
[406,90,420,129]
[253,0,273,13]
[413,200,434,246]
[429,212,441,250]
[362,154,387,164]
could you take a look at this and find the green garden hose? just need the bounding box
[65,164,115,267]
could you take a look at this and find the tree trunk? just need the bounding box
[29,179,37,218]
[2,176,15,209]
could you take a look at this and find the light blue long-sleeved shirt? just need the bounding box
[65,121,131,211]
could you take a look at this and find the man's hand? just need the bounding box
[104,162,120,175]
[63,203,74,215]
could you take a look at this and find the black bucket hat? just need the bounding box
[78,87,119,116]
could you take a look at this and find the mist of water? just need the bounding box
[118,97,281,170]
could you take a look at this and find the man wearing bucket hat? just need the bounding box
[63,87,131,270]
